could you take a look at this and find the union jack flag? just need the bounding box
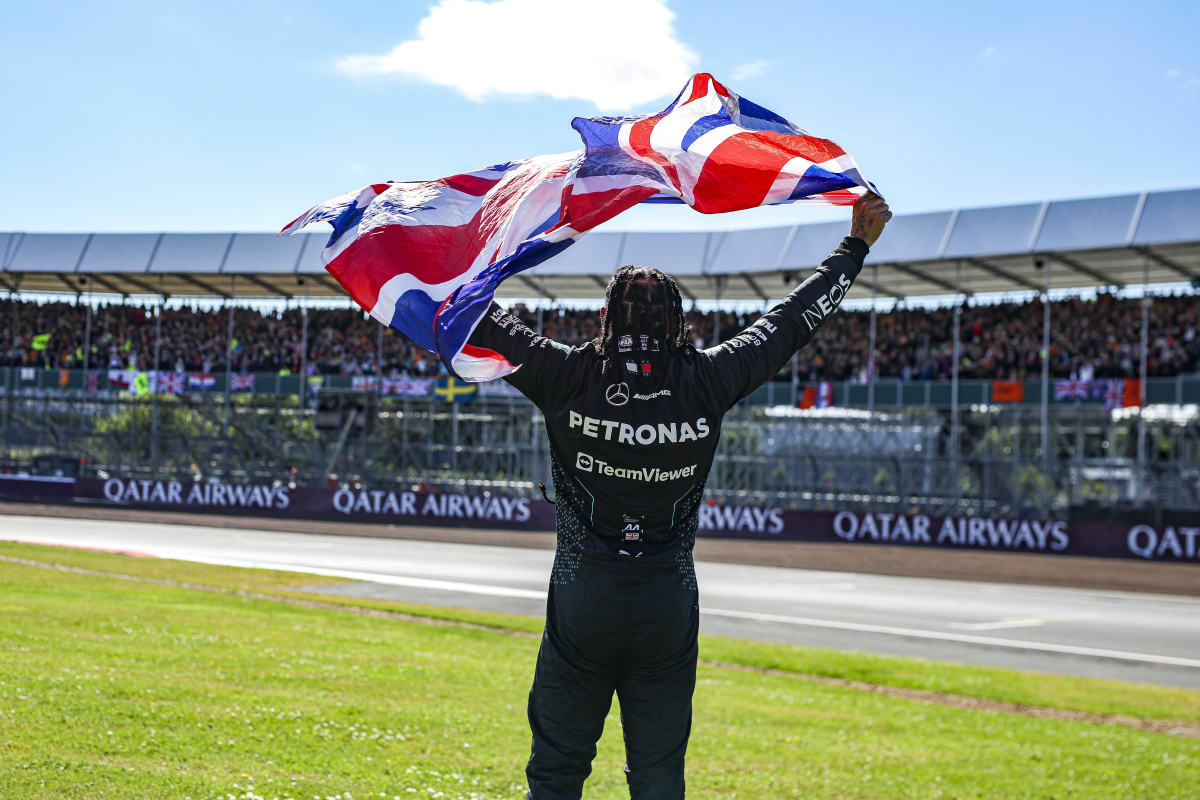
[1054,379,1090,400]
[279,73,875,381]
[231,373,255,391]
[383,377,434,397]
[1103,379,1126,410]
[156,372,186,395]
[85,369,100,394]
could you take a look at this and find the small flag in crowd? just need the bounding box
[156,372,186,395]
[188,373,216,390]
[85,370,100,394]
[383,377,434,397]
[1054,379,1091,400]
[231,373,255,391]
[799,382,835,409]
[1045,378,1142,409]
[1102,379,1142,410]
[31,333,50,351]
[280,73,876,382]
[58,369,70,387]
[1103,380,1125,410]
[435,377,477,404]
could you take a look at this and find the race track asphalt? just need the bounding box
[4,513,1200,689]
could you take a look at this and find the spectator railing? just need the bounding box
[4,367,1199,409]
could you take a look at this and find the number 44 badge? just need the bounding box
[622,515,642,541]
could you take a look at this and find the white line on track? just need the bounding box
[179,556,548,600]
[699,608,1200,669]
[174,555,1200,671]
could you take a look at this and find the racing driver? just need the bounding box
[466,192,891,799]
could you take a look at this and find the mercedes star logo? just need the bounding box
[606,382,630,406]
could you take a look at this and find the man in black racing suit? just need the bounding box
[466,193,891,799]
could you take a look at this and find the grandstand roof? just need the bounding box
[2,187,1198,303]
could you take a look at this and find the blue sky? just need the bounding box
[2,0,1197,234]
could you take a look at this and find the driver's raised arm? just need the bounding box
[466,302,578,409]
[701,192,891,409]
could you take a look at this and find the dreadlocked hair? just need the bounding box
[592,265,692,356]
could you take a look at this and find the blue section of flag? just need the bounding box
[681,111,731,151]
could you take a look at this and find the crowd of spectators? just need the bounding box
[794,292,1200,382]
[0,300,432,377]
[2,290,1198,381]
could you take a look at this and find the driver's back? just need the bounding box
[465,236,867,572]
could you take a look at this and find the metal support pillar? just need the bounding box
[6,276,19,438]
[951,261,961,460]
[1040,258,1052,485]
[790,353,798,407]
[951,260,962,510]
[223,277,236,473]
[711,276,725,346]
[376,318,385,409]
[82,277,93,372]
[451,401,459,475]
[298,279,310,458]
[868,264,878,413]
[536,304,544,337]
[1138,255,1149,485]
[151,288,163,474]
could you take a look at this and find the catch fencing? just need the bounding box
[2,377,1198,523]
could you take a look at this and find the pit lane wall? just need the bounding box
[1,476,1196,564]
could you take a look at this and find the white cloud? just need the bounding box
[731,59,770,81]
[978,45,999,66]
[338,0,698,111]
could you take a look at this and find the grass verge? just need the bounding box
[2,541,1199,798]
[4,539,1198,725]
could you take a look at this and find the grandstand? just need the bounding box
[3,292,1199,382]
[2,188,1199,522]
[2,188,1197,300]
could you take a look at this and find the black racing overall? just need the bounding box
[467,237,868,800]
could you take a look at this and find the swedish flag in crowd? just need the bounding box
[435,377,477,404]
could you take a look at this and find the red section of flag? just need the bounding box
[799,386,818,409]
[627,116,682,193]
[459,343,513,366]
[684,73,712,104]
[441,174,503,197]
[559,185,659,233]
[814,189,862,206]
[689,131,850,214]
[327,218,486,312]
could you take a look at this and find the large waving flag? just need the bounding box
[281,73,876,381]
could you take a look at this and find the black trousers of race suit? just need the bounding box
[526,555,699,800]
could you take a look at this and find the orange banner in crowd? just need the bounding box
[992,381,1025,403]
[1123,379,1142,408]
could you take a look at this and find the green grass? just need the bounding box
[698,637,1200,725]
[3,539,1197,724]
[1,542,1198,798]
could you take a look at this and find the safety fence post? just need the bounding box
[951,260,962,513]
[151,290,163,475]
[1040,258,1052,515]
